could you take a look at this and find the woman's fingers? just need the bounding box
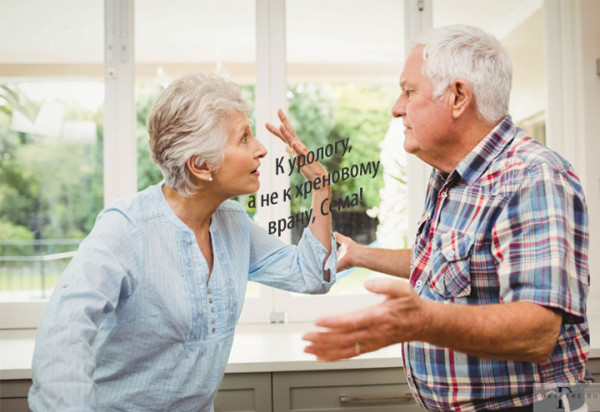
[266,110,327,181]
[277,109,299,139]
[265,122,283,139]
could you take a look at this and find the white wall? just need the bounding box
[504,8,546,124]
[578,0,600,304]
[544,0,600,310]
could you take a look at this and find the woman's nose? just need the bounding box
[256,140,267,158]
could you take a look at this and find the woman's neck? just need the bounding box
[162,185,223,233]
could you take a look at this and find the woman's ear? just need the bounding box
[448,79,473,119]
[186,156,213,183]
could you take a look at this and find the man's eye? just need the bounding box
[242,134,248,142]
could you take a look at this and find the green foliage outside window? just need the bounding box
[1,82,396,244]
[287,83,397,215]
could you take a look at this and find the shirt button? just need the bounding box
[212,328,216,334]
[211,319,216,324]
[207,288,212,294]
[211,307,215,313]
[441,191,448,199]
[416,280,422,287]
[448,250,455,257]
[209,298,213,303]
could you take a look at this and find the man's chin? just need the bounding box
[403,142,419,154]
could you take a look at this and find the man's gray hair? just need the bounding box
[410,24,512,124]
[147,72,251,197]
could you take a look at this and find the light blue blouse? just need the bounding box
[29,183,336,411]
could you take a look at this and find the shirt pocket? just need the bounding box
[430,230,473,299]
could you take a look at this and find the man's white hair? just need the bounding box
[410,24,512,124]
[147,72,251,197]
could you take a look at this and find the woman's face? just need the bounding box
[212,111,267,197]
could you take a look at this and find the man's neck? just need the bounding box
[434,118,499,174]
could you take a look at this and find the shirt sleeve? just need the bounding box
[28,210,139,411]
[491,163,589,323]
[247,221,337,294]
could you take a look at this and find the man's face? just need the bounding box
[391,46,452,166]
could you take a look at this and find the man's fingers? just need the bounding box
[363,277,413,299]
[334,231,349,244]
[312,304,383,330]
[304,334,384,361]
[304,343,361,361]
[302,329,365,346]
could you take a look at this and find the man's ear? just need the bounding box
[186,156,213,183]
[448,79,473,119]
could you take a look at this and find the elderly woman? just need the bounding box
[28,73,336,411]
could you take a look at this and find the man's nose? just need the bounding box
[391,96,406,118]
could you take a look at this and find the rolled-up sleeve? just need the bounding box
[492,163,589,323]
[248,222,337,293]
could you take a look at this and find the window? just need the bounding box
[0,1,104,311]
[432,0,546,138]
[265,0,408,320]
[0,0,410,326]
[3,0,573,328]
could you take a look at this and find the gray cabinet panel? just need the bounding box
[0,380,31,412]
[588,358,600,381]
[215,372,272,412]
[272,368,422,412]
[1,398,31,412]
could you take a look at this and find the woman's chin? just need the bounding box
[243,181,260,195]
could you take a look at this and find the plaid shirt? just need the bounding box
[403,116,590,411]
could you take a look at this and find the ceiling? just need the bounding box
[1,0,541,66]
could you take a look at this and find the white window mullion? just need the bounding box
[0,0,137,329]
[104,0,136,207]
[238,0,289,323]
[254,0,290,234]
[268,1,429,323]
[404,0,432,240]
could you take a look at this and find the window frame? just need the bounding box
[0,0,462,328]
[4,0,592,329]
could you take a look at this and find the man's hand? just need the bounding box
[303,277,562,364]
[334,232,360,271]
[302,277,428,361]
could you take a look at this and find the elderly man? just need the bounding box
[303,25,590,411]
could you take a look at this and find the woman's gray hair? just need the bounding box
[410,24,512,124]
[147,72,251,196]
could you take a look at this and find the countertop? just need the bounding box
[1,320,598,380]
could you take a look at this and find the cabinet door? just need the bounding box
[0,379,32,412]
[588,358,600,382]
[272,368,421,412]
[215,372,272,412]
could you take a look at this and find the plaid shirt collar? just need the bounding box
[437,116,519,185]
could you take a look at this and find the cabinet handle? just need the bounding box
[339,393,415,405]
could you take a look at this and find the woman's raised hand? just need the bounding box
[265,109,328,184]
